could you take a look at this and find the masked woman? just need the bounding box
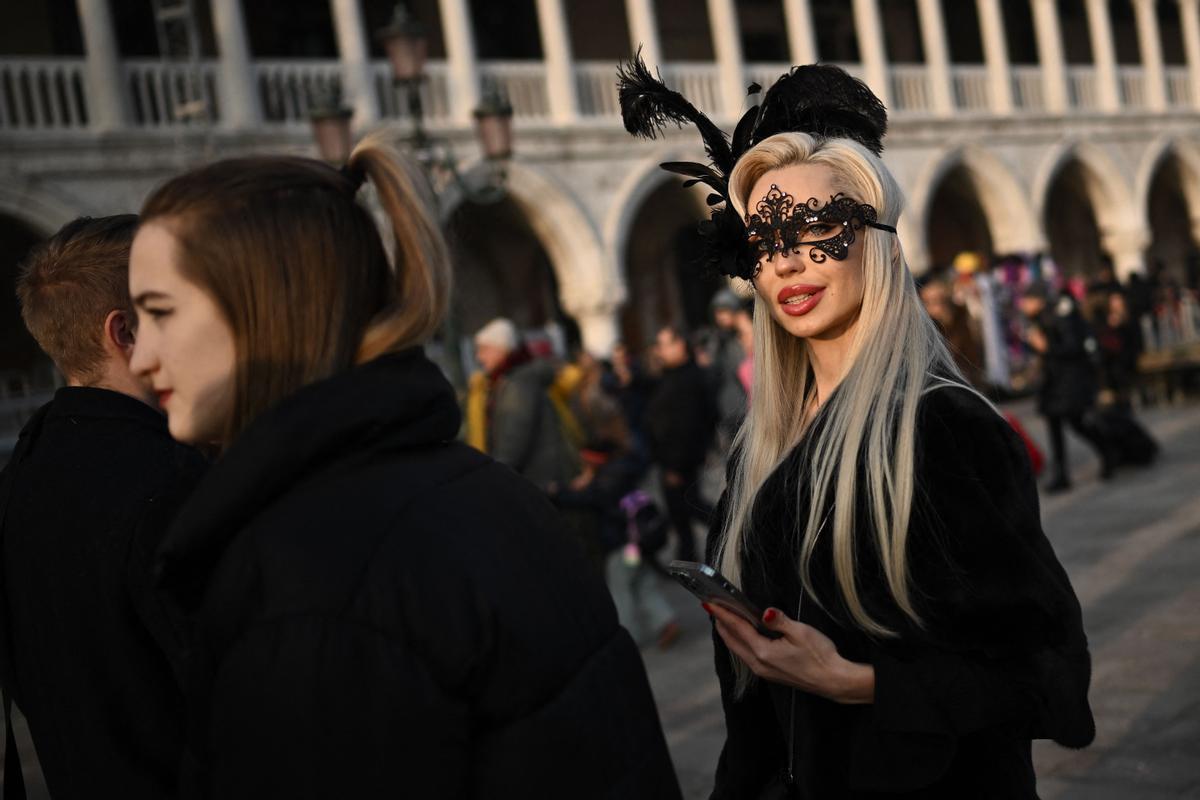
[126,134,681,799]
[619,61,1094,798]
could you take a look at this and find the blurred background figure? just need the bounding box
[1020,282,1115,492]
[920,275,986,388]
[707,289,752,450]
[466,316,580,491]
[644,326,716,563]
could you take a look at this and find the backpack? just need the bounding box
[618,490,668,556]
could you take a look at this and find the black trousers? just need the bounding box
[661,467,713,563]
[1045,413,1109,482]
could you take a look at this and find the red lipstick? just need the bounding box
[776,284,825,317]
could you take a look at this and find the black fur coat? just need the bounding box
[707,386,1094,799]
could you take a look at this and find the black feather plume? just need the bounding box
[749,64,888,155]
[617,52,734,174]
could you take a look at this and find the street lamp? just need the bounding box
[375,2,511,203]
[308,83,354,164]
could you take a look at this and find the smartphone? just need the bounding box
[668,560,783,639]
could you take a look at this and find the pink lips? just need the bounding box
[776,285,825,317]
[155,390,172,408]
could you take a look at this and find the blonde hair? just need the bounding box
[142,131,450,443]
[716,132,972,693]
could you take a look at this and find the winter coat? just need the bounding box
[707,385,1094,799]
[489,356,580,489]
[644,361,718,474]
[0,387,206,799]
[1033,299,1100,417]
[156,349,681,800]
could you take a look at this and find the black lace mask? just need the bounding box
[745,185,896,274]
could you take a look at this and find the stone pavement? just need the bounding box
[642,398,1200,799]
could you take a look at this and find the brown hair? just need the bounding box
[140,131,451,442]
[16,214,140,383]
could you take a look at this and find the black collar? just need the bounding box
[156,348,461,607]
[46,386,167,432]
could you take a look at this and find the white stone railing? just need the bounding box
[253,59,343,125]
[124,58,220,127]
[372,60,453,124]
[1166,66,1191,107]
[0,58,88,131]
[575,60,620,118]
[3,55,1199,136]
[1118,66,1147,109]
[478,61,550,122]
[890,65,932,114]
[1067,66,1099,111]
[660,62,723,119]
[951,65,991,113]
[1011,66,1045,111]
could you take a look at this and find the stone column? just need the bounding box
[976,0,1014,113]
[916,0,955,114]
[574,304,621,357]
[625,0,663,70]
[211,0,261,128]
[782,0,819,65]
[1084,0,1122,111]
[852,0,891,108]
[536,0,579,124]
[1132,0,1169,110]
[707,0,746,119]
[438,0,480,124]
[1030,0,1070,112]
[75,0,129,130]
[1179,0,1200,107]
[1104,228,1150,280]
[330,0,379,126]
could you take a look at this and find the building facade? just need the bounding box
[2,0,1199,392]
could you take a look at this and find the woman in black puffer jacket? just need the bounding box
[126,134,681,799]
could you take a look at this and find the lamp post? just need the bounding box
[308,83,354,164]
[375,2,512,203]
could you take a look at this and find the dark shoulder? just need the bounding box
[919,383,1005,437]
[916,383,1024,471]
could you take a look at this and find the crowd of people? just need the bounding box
[462,289,757,651]
[918,261,1167,492]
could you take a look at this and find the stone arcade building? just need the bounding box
[2,0,1200,437]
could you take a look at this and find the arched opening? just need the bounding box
[442,197,573,376]
[1145,153,1200,288]
[0,215,56,448]
[620,179,716,352]
[1043,159,1107,280]
[924,163,995,271]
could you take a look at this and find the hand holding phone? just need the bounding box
[668,560,783,639]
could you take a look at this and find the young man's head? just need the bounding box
[16,214,152,403]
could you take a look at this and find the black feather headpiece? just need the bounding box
[617,55,889,280]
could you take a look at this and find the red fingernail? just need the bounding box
[762,608,778,623]
[701,602,713,615]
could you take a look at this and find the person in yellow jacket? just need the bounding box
[465,318,582,490]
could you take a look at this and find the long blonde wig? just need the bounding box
[716,133,972,690]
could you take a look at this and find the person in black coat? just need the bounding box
[615,59,1092,799]
[1019,284,1115,491]
[1,215,206,798]
[644,325,718,562]
[126,136,681,799]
